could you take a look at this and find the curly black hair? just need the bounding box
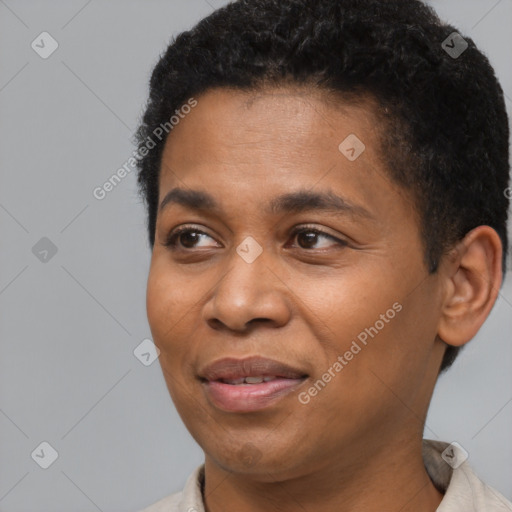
[134,0,510,373]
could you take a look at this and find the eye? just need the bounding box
[163,224,347,252]
[289,225,348,250]
[164,225,219,250]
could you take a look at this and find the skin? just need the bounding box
[146,85,502,512]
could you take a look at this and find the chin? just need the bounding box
[204,436,313,480]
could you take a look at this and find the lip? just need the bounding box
[199,356,308,413]
[199,356,307,381]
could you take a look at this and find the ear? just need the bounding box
[437,226,503,348]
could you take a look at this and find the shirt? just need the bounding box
[139,439,512,511]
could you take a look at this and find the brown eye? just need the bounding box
[296,231,321,249]
[290,227,347,250]
[164,226,217,250]
[179,231,202,248]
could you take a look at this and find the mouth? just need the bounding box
[199,356,308,412]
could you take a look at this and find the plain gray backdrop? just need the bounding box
[0,1,511,510]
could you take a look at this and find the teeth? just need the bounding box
[245,376,264,384]
[223,377,246,385]
[222,376,278,385]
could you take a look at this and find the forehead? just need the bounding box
[159,85,384,187]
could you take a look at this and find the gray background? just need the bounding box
[0,1,510,510]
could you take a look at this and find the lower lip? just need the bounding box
[203,378,306,412]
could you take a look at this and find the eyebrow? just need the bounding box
[158,187,374,220]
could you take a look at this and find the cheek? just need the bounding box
[301,261,432,383]
[297,266,400,342]
[355,284,441,405]
[146,270,171,338]
[146,259,197,348]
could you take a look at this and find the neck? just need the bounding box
[203,435,444,512]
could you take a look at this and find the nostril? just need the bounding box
[207,318,223,330]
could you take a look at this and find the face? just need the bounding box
[146,86,447,479]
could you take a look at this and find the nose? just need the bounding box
[203,249,292,333]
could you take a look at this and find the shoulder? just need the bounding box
[423,439,512,511]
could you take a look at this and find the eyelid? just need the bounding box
[288,224,349,247]
[164,224,219,248]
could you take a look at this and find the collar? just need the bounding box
[170,440,512,511]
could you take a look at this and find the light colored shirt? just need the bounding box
[139,440,512,511]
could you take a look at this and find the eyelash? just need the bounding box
[163,224,348,251]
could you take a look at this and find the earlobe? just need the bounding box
[437,226,503,348]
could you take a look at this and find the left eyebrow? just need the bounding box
[267,189,374,220]
[159,187,375,221]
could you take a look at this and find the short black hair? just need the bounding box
[134,0,510,373]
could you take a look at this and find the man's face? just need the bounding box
[146,86,446,478]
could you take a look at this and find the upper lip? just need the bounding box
[199,356,308,381]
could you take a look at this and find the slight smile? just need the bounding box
[199,356,309,413]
